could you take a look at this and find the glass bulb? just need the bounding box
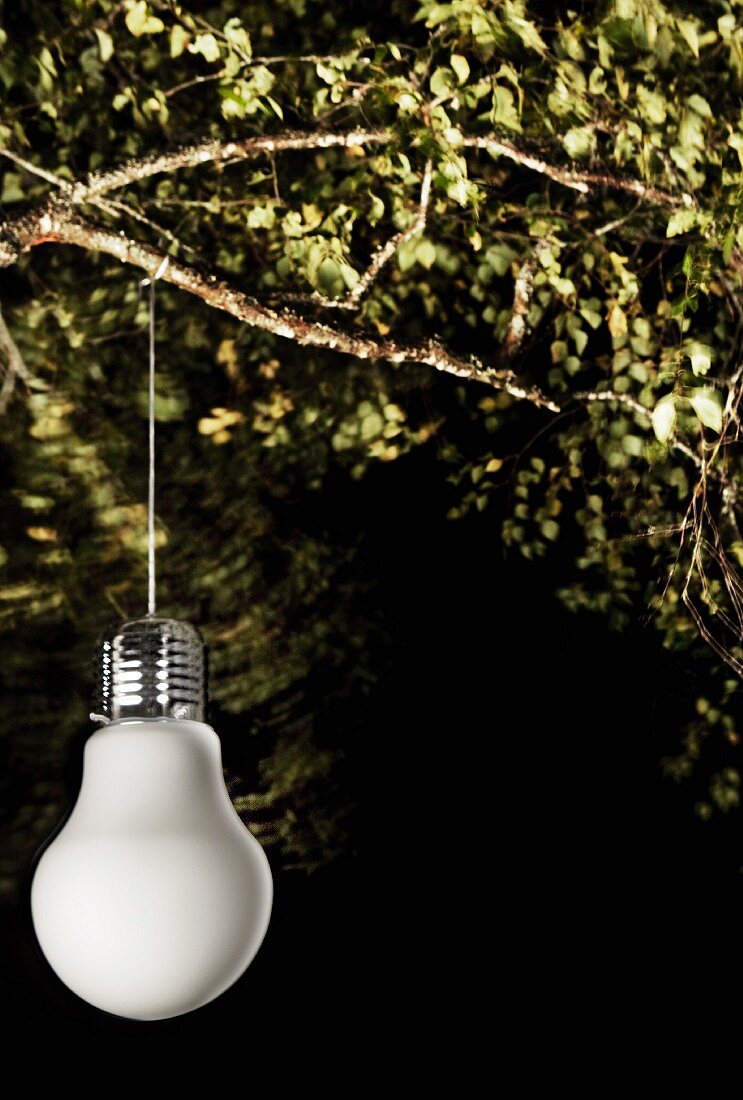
[30,618,272,1021]
[31,717,272,1021]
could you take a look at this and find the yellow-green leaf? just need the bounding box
[125,1,165,36]
[651,394,676,443]
[94,29,114,62]
[666,209,697,238]
[170,25,190,58]
[690,387,723,433]
[450,54,469,85]
[685,342,713,376]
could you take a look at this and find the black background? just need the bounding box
[2,445,741,1045]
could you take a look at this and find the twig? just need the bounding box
[1,128,693,213]
[0,208,559,409]
[463,135,692,207]
[0,303,37,414]
[277,160,433,312]
[502,240,542,360]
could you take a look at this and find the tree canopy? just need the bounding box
[1,0,743,885]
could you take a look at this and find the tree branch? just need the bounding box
[0,204,716,475]
[1,127,692,213]
[502,240,542,361]
[72,129,390,202]
[0,206,559,410]
[463,136,693,207]
[276,160,433,312]
[0,129,704,465]
[0,302,36,414]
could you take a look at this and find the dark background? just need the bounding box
[1,444,741,1044]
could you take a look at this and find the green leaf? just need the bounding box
[450,54,469,85]
[125,2,165,36]
[541,519,560,541]
[509,16,547,54]
[170,25,190,58]
[223,18,252,58]
[690,387,723,433]
[666,209,697,238]
[491,86,521,131]
[368,193,385,225]
[361,412,383,440]
[562,126,596,160]
[685,342,713,376]
[723,225,736,266]
[189,33,221,63]
[651,394,676,443]
[416,239,437,270]
[636,86,667,125]
[677,19,699,58]
[1,172,24,203]
[686,94,711,118]
[94,29,114,63]
[430,67,454,98]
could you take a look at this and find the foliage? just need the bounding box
[2,0,743,884]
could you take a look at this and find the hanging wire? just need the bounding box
[140,257,169,617]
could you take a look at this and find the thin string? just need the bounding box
[141,257,169,617]
[147,276,156,616]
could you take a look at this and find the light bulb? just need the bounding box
[30,619,272,1021]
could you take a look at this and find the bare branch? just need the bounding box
[73,129,390,202]
[0,209,556,409]
[93,196,195,257]
[463,135,692,207]
[0,148,69,190]
[344,159,433,307]
[277,160,434,312]
[0,303,36,414]
[164,53,355,98]
[1,127,692,217]
[502,241,542,361]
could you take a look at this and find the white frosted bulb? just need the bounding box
[30,620,272,1021]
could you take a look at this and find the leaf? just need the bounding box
[686,94,711,118]
[367,193,385,225]
[579,306,602,330]
[189,33,221,63]
[562,126,596,160]
[541,519,560,541]
[416,238,437,270]
[223,17,252,58]
[1,172,24,203]
[690,387,723,433]
[718,14,736,40]
[651,394,676,443]
[491,86,521,131]
[94,29,114,62]
[607,302,627,338]
[636,86,666,125]
[666,209,697,238]
[677,19,699,58]
[170,25,190,58]
[125,1,165,36]
[723,225,736,266]
[685,342,713,376]
[361,412,383,440]
[509,16,547,54]
[26,527,58,543]
[198,408,244,436]
[430,67,454,97]
[450,54,469,85]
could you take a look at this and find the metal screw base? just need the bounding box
[93,618,206,724]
